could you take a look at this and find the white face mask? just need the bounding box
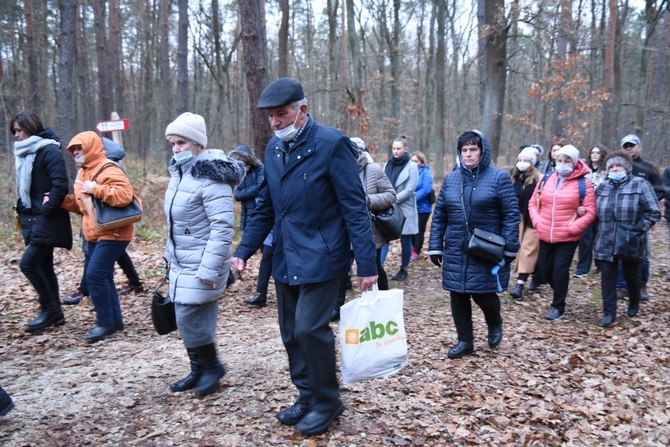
[516,161,531,172]
[555,162,574,177]
[173,150,194,165]
[74,155,85,165]
[274,110,302,142]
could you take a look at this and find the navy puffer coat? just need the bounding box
[428,133,520,293]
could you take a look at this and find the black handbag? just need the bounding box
[460,175,505,263]
[613,222,644,261]
[90,163,143,230]
[467,228,506,263]
[151,276,177,335]
[372,204,406,241]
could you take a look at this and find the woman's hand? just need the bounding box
[196,276,217,288]
[42,192,50,205]
[82,180,96,194]
[576,205,586,217]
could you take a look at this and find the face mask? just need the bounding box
[173,150,194,165]
[274,111,301,142]
[516,161,531,172]
[555,162,574,177]
[74,155,85,165]
[608,171,626,182]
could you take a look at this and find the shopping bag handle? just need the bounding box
[358,284,380,307]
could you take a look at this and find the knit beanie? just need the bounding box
[350,137,366,152]
[165,112,207,148]
[518,147,538,165]
[556,144,580,164]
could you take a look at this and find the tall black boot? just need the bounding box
[26,297,65,333]
[170,348,202,392]
[193,343,226,396]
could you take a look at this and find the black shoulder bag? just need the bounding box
[460,174,505,263]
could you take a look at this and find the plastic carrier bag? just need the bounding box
[339,286,408,384]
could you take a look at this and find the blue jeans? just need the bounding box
[87,240,129,326]
[380,235,413,269]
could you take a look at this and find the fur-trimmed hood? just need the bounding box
[228,145,262,170]
[180,149,246,187]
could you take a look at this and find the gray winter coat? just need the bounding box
[594,174,661,262]
[383,159,419,234]
[358,154,396,249]
[164,149,246,304]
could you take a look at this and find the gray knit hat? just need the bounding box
[165,112,207,148]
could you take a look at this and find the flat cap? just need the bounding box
[257,78,305,109]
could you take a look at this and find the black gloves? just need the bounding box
[430,254,442,267]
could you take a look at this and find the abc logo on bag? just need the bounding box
[344,320,399,345]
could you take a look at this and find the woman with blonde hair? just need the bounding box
[509,147,542,299]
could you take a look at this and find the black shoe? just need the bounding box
[63,290,87,305]
[448,341,474,359]
[0,386,14,417]
[84,323,124,342]
[627,304,639,318]
[277,401,309,426]
[296,403,346,435]
[545,307,564,321]
[528,280,538,291]
[119,282,144,295]
[330,310,340,322]
[616,288,629,300]
[487,322,503,349]
[640,286,649,301]
[599,314,615,327]
[244,293,267,308]
[510,284,524,299]
[193,343,226,395]
[391,268,408,281]
[170,348,201,392]
[26,309,65,333]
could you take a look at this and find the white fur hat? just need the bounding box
[518,147,538,165]
[165,112,207,148]
[556,144,580,164]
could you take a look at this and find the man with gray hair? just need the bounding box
[231,78,378,436]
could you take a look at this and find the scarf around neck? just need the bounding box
[14,135,60,209]
[385,152,410,188]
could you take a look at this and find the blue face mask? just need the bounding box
[74,155,85,165]
[608,171,626,182]
[555,162,574,177]
[173,150,194,165]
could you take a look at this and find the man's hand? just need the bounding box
[230,257,246,278]
[430,254,442,267]
[357,275,378,292]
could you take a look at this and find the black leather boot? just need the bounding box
[170,348,202,392]
[510,283,524,299]
[488,322,503,348]
[448,341,474,359]
[243,293,267,308]
[193,343,226,395]
[26,298,65,333]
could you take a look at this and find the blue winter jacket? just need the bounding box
[234,116,377,285]
[428,133,520,293]
[415,165,434,214]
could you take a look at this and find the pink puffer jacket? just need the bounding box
[528,161,596,243]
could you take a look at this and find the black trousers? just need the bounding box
[600,257,641,317]
[276,278,341,412]
[450,292,501,343]
[256,244,274,296]
[20,244,60,309]
[538,240,578,312]
[412,212,431,255]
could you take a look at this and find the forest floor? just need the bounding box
[1,223,670,446]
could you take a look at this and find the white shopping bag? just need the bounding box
[339,286,408,384]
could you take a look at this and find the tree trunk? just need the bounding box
[278,0,289,78]
[552,0,573,139]
[177,0,189,114]
[239,0,272,157]
[635,0,660,134]
[91,0,112,120]
[390,0,402,138]
[76,3,94,132]
[479,0,508,162]
[601,0,616,146]
[434,0,446,177]
[159,0,174,163]
[327,0,339,119]
[57,0,77,180]
[109,0,123,114]
[24,0,41,112]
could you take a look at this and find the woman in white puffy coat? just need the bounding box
[163,112,245,396]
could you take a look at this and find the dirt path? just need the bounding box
[1,225,670,446]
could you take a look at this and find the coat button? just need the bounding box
[297,156,301,159]
[293,276,298,280]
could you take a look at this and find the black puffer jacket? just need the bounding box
[229,145,264,230]
[17,128,72,249]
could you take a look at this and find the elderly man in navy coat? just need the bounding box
[231,78,378,436]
